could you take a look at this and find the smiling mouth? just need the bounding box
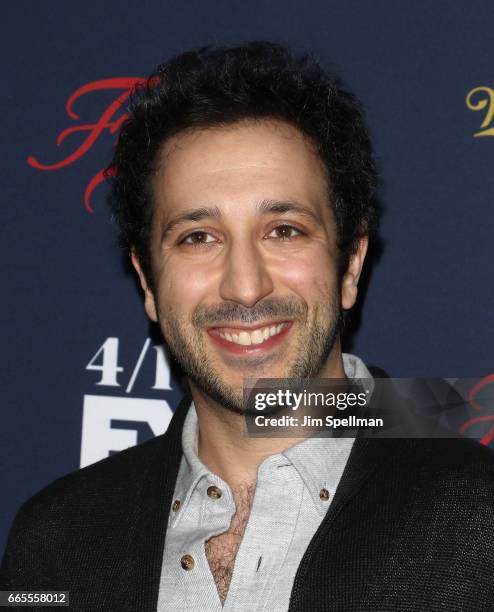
[208,321,292,350]
[219,322,287,345]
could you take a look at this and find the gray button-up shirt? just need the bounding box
[157,353,373,611]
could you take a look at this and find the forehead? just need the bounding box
[151,119,330,219]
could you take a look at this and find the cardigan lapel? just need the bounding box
[123,392,192,612]
[288,434,399,610]
[288,378,410,610]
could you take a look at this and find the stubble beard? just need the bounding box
[157,293,342,414]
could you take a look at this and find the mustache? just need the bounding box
[192,297,307,327]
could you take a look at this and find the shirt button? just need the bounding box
[180,554,195,570]
[319,488,330,501]
[172,499,181,512]
[207,485,222,500]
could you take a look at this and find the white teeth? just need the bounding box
[251,330,264,344]
[218,323,286,346]
[238,331,252,345]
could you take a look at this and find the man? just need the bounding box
[1,42,493,611]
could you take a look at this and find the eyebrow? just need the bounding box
[256,199,322,225]
[161,206,222,238]
[160,199,322,240]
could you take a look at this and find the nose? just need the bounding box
[219,237,274,307]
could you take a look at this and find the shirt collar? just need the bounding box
[171,352,374,521]
[282,353,374,515]
[281,434,354,515]
[342,352,375,394]
[169,402,211,527]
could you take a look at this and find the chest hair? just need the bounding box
[204,482,256,605]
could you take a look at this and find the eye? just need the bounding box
[267,224,304,240]
[181,231,217,246]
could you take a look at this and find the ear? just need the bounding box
[130,249,158,322]
[341,236,369,310]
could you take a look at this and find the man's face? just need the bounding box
[133,119,365,412]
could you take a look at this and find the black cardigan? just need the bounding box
[1,393,494,611]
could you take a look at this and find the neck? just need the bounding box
[189,344,347,489]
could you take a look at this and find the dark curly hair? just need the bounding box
[108,41,379,290]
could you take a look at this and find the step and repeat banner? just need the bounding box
[1,1,493,556]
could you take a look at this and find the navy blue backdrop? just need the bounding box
[2,1,493,557]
